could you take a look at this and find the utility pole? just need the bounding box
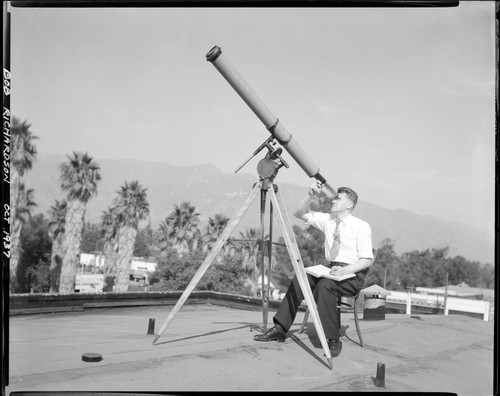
[443,272,449,315]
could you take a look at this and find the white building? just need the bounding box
[79,253,157,284]
[256,275,283,300]
[75,274,105,293]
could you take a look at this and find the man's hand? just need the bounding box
[329,266,350,276]
[294,182,323,220]
[308,181,323,196]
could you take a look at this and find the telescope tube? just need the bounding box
[206,46,336,196]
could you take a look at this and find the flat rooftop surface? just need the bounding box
[5,302,495,394]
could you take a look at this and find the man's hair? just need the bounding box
[337,187,358,210]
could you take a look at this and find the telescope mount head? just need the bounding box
[235,136,289,183]
[257,146,286,181]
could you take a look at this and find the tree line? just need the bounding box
[277,231,494,292]
[271,198,494,292]
[10,116,150,293]
[9,116,271,294]
[10,116,494,295]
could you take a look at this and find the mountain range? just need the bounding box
[20,153,494,265]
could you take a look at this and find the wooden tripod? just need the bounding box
[152,179,334,369]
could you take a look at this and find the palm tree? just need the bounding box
[58,152,101,293]
[157,217,176,258]
[10,117,38,292]
[47,199,67,293]
[168,201,201,255]
[238,227,262,296]
[113,181,149,292]
[10,183,37,292]
[203,214,231,262]
[100,205,121,275]
[10,117,38,229]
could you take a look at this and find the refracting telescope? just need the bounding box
[206,45,337,196]
[152,46,339,369]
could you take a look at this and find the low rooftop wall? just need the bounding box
[9,291,284,316]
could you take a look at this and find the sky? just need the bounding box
[8,3,496,237]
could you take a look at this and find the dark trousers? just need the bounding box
[273,263,365,340]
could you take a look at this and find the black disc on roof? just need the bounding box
[82,353,102,362]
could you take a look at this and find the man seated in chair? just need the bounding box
[253,181,374,357]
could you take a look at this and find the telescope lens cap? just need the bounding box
[82,353,102,362]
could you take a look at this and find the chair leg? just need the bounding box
[298,308,309,334]
[353,298,364,347]
[301,297,364,347]
[337,296,341,335]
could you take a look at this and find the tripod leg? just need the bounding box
[264,200,273,327]
[268,186,334,370]
[259,188,268,329]
[153,182,262,345]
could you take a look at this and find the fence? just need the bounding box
[386,290,491,321]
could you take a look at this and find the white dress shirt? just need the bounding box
[304,212,374,265]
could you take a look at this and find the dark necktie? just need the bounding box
[330,218,341,261]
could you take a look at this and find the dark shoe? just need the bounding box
[253,326,286,342]
[328,339,343,357]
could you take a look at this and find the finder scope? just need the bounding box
[206,46,337,196]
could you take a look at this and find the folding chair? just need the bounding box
[298,292,364,347]
[297,251,375,347]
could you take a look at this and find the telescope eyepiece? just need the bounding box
[206,46,222,62]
